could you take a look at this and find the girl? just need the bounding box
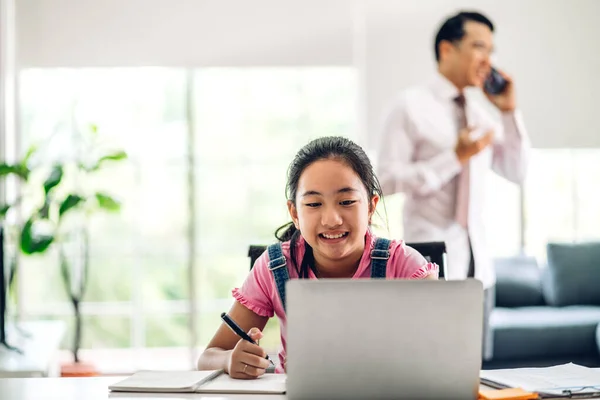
[197,136,438,379]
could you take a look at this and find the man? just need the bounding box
[375,11,530,361]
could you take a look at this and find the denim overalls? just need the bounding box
[267,238,391,312]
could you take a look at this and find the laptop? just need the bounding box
[286,279,483,400]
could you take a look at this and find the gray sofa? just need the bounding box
[483,242,600,369]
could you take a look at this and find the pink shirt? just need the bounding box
[232,230,438,373]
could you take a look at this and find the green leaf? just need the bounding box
[22,144,38,164]
[84,150,128,172]
[99,151,128,169]
[0,203,11,218]
[100,150,127,162]
[59,194,85,217]
[95,193,121,212]
[20,218,55,254]
[44,165,64,194]
[0,163,30,180]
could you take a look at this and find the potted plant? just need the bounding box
[16,124,127,375]
[0,148,38,351]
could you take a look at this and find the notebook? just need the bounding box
[480,363,600,398]
[108,370,286,394]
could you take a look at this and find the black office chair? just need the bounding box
[248,245,268,271]
[405,241,447,279]
[248,241,447,279]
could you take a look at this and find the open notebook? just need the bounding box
[108,370,286,394]
[480,363,600,398]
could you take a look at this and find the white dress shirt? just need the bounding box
[375,72,530,289]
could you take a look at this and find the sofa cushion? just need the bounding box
[544,242,600,306]
[490,306,600,361]
[494,256,544,307]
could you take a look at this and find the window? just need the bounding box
[523,149,600,261]
[17,67,357,370]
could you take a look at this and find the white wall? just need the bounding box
[16,0,355,66]
[15,0,600,148]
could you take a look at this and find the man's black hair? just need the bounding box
[434,11,494,62]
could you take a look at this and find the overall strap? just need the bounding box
[370,237,391,278]
[267,243,289,312]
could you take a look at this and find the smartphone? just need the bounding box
[484,67,508,95]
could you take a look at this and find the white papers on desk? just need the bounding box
[200,373,286,394]
[109,370,286,394]
[480,363,600,398]
[109,370,223,393]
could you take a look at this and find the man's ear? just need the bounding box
[287,200,299,228]
[438,40,455,63]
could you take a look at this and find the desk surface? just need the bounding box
[0,376,286,400]
[0,376,575,400]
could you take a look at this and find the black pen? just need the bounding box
[220,312,275,366]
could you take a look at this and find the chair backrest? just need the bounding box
[248,241,447,279]
[406,241,447,279]
[248,245,267,270]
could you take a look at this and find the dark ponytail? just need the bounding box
[274,222,315,278]
[274,221,296,242]
[274,136,384,279]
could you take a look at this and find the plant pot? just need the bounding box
[60,361,99,377]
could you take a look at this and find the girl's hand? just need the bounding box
[226,327,269,379]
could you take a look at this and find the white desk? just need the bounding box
[0,375,578,399]
[0,376,499,399]
[0,376,286,399]
[0,320,66,378]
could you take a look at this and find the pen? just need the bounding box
[221,312,275,366]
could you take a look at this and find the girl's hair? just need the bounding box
[274,136,384,278]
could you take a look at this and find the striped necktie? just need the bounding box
[454,94,469,228]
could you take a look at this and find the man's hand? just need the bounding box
[455,127,494,165]
[485,69,516,112]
